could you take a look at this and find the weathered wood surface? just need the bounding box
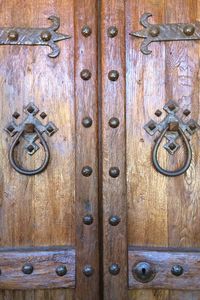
[129,248,200,290]
[0,247,75,289]
[74,0,99,299]
[0,0,75,299]
[101,0,127,299]
[126,0,200,299]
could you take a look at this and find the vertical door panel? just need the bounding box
[126,0,200,299]
[74,0,99,298]
[0,0,99,299]
[0,0,76,299]
[101,1,127,299]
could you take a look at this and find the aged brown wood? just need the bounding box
[126,0,200,299]
[0,247,75,289]
[129,248,200,290]
[101,1,127,299]
[0,0,75,299]
[74,0,99,299]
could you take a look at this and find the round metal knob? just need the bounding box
[22,263,34,275]
[81,25,92,37]
[109,167,120,178]
[83,214,94,225]
[41,31,52,41]
[107,26,118,38]
[149,26,160,37]
[82,117,93,128]
[82,166,93,177]
[83,265,94,277]
[108,70,119,81]
[56,265,67,276]
[109,215,121,226]
[109,117,120,128]
[109,263,120,275]
[183,24,195,36]
[8,30,19,41]
[132,262,156,283]
[80,69,92,81]
[171,265,184,276]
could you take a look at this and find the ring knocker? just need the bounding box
[5,102,58,176]
[144,100,199,177]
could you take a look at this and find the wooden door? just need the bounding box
[101,0,200,299]
[1,1,200,300]
[0,1,99,300]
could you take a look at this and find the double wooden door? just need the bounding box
[0,0,200,299]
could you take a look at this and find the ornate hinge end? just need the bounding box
[131,12,200,55]
[140,12,152,28]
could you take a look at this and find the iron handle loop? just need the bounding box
[152,125,192,177]
[9,127,50,176]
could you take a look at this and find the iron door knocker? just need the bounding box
[144,100,199,177]
[5,102,58,176]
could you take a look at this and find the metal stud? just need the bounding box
[109,215,121,226]
[56,265,67,276]
[109,167,120,178]
[81,25,92,37]
[171,265,184,276]
[83,214,94,225]
[183,109,191,116]
[82,166,93,177]
[132,262,156,283]
[149,26,160,37]
[40,112,47,119]
[109,117,120,128]
[183,24,195,36]
[82,117,93,128]
[12,111,20,119]
[107,26,118,38]
[155,110,162,117]
[80,69,92,81]
[109,263,120,275]
[83,265,94,277]
[8,30,19,41]
[22,263,34,275]
[41,31,52,41]
[108,70,119,81]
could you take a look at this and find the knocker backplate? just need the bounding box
[5,102,58,176]
[144,100,199,177]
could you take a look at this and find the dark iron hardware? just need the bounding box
[83,214,94,225]
[22,263,34,275]
[144,100,199,177]
[109,263,120,275]
[82,265,94,277]
[56,265,67,276]
[5,102,58,176]
[109,215,121,226]
[132,262,156,283]
[171,265,184,276]
[0,16,70,58]
[130,13,200,55]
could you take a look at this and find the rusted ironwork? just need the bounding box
[0,16,70,58]
[5,102,58,176]
[144,100,199,176]
[130,13,200,55]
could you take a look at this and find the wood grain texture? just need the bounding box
[0,247,75,289]
[126,0,200,299]
[0,0,75,299]
[74,0,99,299]
[129,248,200,290]
[101,1,127,299]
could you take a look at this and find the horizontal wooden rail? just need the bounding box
[0,246,75,289]
[129,247,200,290]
